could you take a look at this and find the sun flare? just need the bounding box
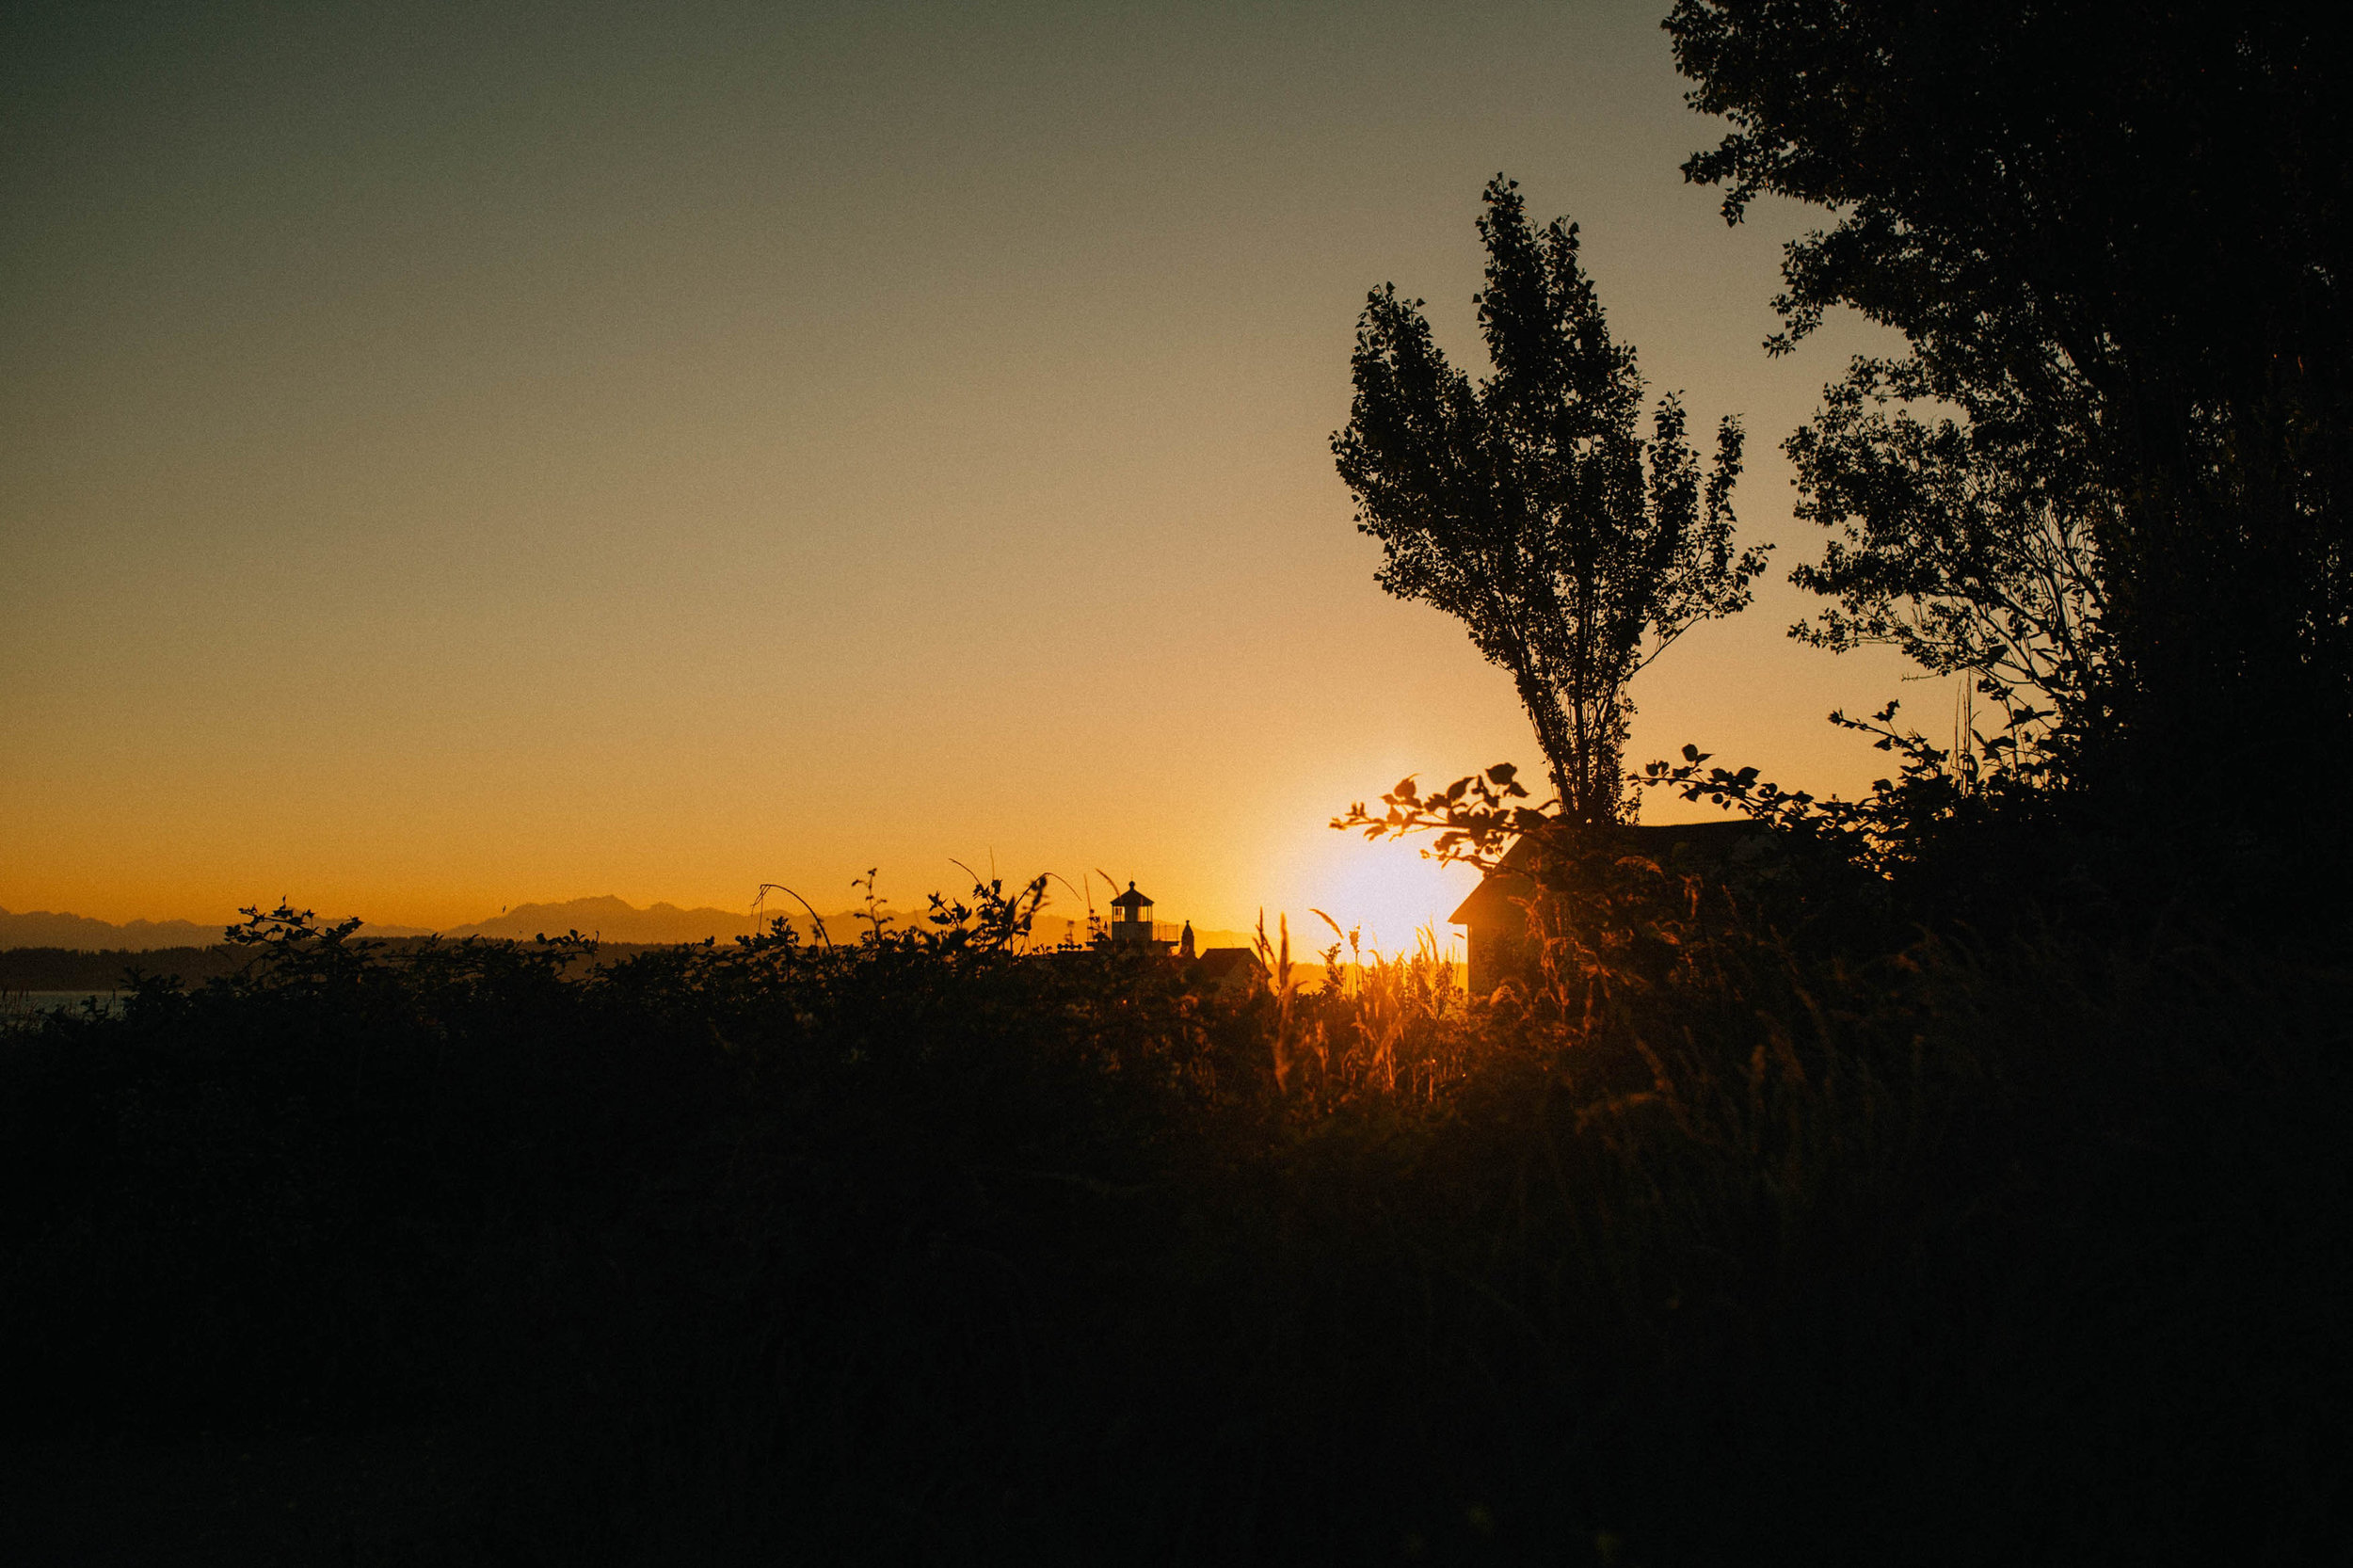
[1295,836,1477,960]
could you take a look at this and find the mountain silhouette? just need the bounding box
[0,907,223,951]
[443,897,763,944]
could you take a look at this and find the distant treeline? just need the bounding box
[0,928,1280,994]
[0,939,675,992]
[0,946,250,990]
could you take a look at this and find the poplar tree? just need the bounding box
[1334,177,1765,823]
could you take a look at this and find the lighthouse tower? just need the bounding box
[1107,882,1169,952]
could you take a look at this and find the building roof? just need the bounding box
[1109,881,1153,910]
[1449,818,1765,925]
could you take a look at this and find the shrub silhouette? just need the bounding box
[5,862,2347,1563]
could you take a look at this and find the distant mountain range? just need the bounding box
[0,899,1261,952]
[0,907,264,951]
[445,896,774,944]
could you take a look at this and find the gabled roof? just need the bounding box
[1449,843,1538,926]
[1449,818,1764,925]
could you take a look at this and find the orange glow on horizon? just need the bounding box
[1,3,1919,940]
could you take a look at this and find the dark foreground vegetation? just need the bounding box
[4,837,2348,1565]
[8,1,2348,1560]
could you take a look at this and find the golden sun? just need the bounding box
[1300,838,1477,959]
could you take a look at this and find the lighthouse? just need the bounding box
[1088,879,1265,995]
[1107,881,1170,952]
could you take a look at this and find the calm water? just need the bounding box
[4,990,129,1017]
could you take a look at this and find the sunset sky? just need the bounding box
[4,0,1913,948]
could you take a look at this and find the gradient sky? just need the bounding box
[4,0,1914,946]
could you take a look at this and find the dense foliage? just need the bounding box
[6,873,2346,1563]
[1667,0,2353,814]
[1334,177,1766,823]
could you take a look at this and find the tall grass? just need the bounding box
[2,866,2347,1564]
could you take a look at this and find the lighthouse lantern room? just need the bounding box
[1108,881,1160,949]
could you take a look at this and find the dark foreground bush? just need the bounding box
[2,879,2347,1565]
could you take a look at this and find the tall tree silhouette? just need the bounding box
[1335,177,1764,824]
[1669,0,2352,813]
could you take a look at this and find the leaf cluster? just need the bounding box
[1668,0,2353,808]
[1334,176,1765,821]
